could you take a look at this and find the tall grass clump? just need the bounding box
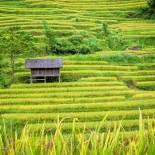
[1,115,155,155]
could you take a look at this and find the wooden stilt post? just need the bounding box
[30,77,33,84]
[58,75,60,83]
[58,69,61,82]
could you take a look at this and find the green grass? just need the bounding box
[1,117,155,155]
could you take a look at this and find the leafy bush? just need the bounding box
[54,35,91,55]
[55,38,76,54]
[101,23,128,51]
[43,21,101,55]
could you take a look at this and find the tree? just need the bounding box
[43,21,57,53]
[43,21,101,54]
[0,27,35,83]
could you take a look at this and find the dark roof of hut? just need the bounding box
[25,59,63,69]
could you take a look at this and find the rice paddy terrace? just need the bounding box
[1,52,155,133]
[0,0,155,134]
[0,0,155,51]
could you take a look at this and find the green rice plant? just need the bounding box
[28,118,152,133]
[1,114,155,155]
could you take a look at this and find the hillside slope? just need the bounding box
[0,0,155,51]
[0,0,155,134]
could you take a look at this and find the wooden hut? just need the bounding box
[25,59,63,83]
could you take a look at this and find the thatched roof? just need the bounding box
[25,59,63,69]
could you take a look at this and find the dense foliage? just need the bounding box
[101,23,128,50]
[148,0,155,8]
[0,56,9,88]
[43,22,101,55]
[0,27,35,83]
[136,0,155,18]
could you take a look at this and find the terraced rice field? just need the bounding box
[0,0,155,134]
[0,0,155,52]
[0,53,155,133]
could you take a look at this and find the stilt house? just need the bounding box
[25,59,63,83]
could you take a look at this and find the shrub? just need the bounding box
[49,35,92,55]
[87,36,102,51]
[55,38,76,54]
[43,21,101,55]
[78,44,90,54]
[101,23,128,51]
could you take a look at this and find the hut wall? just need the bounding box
[31,68,60,77]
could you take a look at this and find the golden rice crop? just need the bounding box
[0,96,126,105]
